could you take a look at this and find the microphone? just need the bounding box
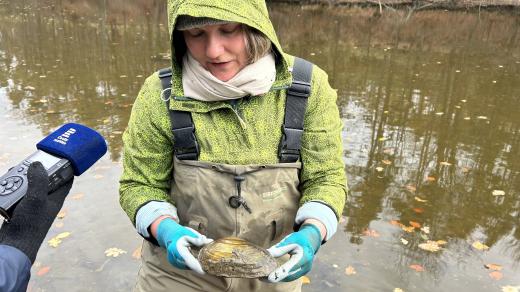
[0,123,107,220]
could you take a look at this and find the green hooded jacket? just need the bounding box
[119,0,347,225]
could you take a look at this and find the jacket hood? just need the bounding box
[166,0,292,96]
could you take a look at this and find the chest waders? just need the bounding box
[135,58,313,292]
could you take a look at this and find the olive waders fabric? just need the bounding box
[135,158,303,292]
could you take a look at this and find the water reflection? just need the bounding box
[1,1,519,290]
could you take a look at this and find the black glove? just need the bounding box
[0,162,73,263]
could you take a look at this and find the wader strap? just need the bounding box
[158,67,200,160]
[278,57,313,163]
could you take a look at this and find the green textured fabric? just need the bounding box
[119,0,347,225]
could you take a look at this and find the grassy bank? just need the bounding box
[267,0,520,10]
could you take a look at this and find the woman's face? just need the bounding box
[183,23,248,82]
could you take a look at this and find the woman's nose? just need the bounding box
[205,36,224,59]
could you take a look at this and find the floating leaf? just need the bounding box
[502,286,520,292]
[415,196,428,203]
[132,246,142,260]
[406,185,417,192]
[436,240,448,245]
[301,276,311,284]
[489,271,503,280]
[48,232,71,248]
[56,232,71,239]
[104,247,127,257]
[56,210,67,219]
[485,264,503,271]
[413,208,425,214]
[332,264,339,268]
[418,241,441,252]
[36,266,51,276]
[421,226,430,234]
[345,266,357,275]
[362,229,380,237]
[54,222,64,228]
[426,176,436,182]
[401,238,409,245]
[409,264,424,272]
[71,193,85,200]
[409,221,421,228]
[390,220,402,226]
[477,116,489,120]
[378,137,387,141]
[492,190,506,196]
[382,159,392,165]
[402,226,415,233]
[394,289,404,292]
[440,161,452,166]
[472,241,489,250]
[375,167,384,172]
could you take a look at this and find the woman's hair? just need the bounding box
[173,23,273,65]
[242,25,272,63]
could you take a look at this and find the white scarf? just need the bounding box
[181,52,276,101]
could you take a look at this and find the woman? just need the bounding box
[119,0,347,291]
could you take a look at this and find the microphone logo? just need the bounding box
[53,127,77,145]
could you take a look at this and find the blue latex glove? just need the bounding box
[267,224,322,282]
[156,218,213,274]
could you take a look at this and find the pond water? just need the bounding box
[0,1,519,291]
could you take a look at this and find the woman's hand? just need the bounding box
[153,217,212,274]
[266,221,324,282]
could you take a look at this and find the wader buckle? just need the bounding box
[173,125,199,160]
[278,126,303,163]
[287,80,311,97]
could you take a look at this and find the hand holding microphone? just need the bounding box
[0,123,107,220]
[0,162,73,263]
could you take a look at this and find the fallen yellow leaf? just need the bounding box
[401,238,409,245]
[362,229,380,237]
[472,241,489,250]
[406,185,417,192]
[71,193,85,200]
[409,221,421,228]
[132,246,142,260]
[418,241,441,252]
[409,264,424,272]
[402,226,415,233]
[492,190,506,196]
[345,265,357,275]
[440,161,452,166]
[104,247,127,257]
[48,232,71,248]
[394,289,404,292]
[56,232,71,240]
[301,276,311,284]
[36,266,51,276]
[436,240,447,246]
[414,196,428,203]
[501,286,520,292]
[56,210,67,219]
[382,159,392,165]
[485,264,503,271]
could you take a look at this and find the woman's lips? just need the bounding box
[208,61,232,69]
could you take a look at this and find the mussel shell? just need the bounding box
[198,237,277,278]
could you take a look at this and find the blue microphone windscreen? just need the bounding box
[36,123,108,175]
